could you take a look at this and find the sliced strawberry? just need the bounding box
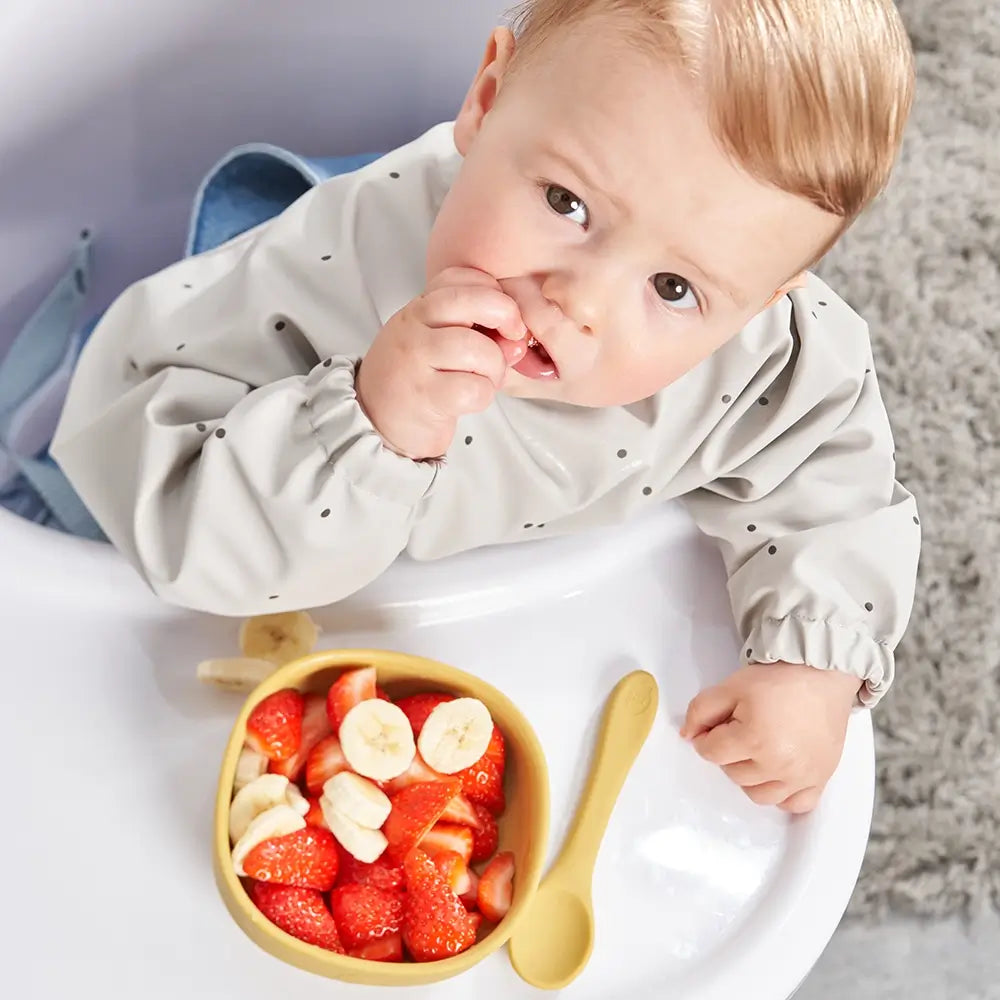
[349,930,403,962]
[376,686,393,703]
[440,793,483,830]
[460,868,480,910]
[469,804,499,863]
[484,725,506,774]
[456,753,505,815]
[395,692,455,735]
[326,666,377,733]
[402,849,480,961]
[305,734,350,796]
[433,850,473,899]
[249,881,344,952]
[304,796,329,830]
[330,883,404,949]
[268,694,331,781]
[336,853,406,894]
[383,780,461,864]
[242,826,340,892]
[381,752,447,795]
[419,823,474,865]
[477,851,515,923]
[245,689,304,763]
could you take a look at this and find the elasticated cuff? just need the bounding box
[744,613,894,708]
[303,355,437,506]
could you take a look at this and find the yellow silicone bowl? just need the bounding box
[213,648,550,986]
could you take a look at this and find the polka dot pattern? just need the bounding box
[642,486,652,496]
[275,320,286,331]
[215,428,226,439]
[747,524,757,532]
[196,423,206,432]
[617,448,627,459]
[390,171,400,179]
[865,602,874,612]
[321,508,331,518]
[721,394,732,404]
[768,545,777,555]
[465,436,473,445]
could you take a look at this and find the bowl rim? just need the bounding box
[213,646,551,985]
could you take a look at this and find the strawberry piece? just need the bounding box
[433,850,473,898]
[382,754,482,829]
[349,930,404,962]
[326,666,377,733]
[440,792,483,830]
[455,753,505,815]
[245,689,304,763]
[383,780,461,864]
[469,804,499,863]
[305,734,350,796]
[243,826,340,892]
[402,850,480,961]
[381,751,446,795]
[420,823,474,865]
[303,796,329,830]
[376,686,393,703]
[460,868,480,910]
[269,694,331,781]
[484,725,506,775]
[249,881,344,952]
[336,853,406,893]
[477,851,515,923]
[395,692,455,735]
[330,883,405,949]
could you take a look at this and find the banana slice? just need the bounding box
[197,656,278,692]
[229,773,309,843]
[233,746,268,793]
[238,611,319,666]
[323,772,392,829]
[321,797,389,863]
[231,803,306,875]
[417,698,494,774]
[338,700,416,781]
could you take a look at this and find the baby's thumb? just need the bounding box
[680,684,738,740]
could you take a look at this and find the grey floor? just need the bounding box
[796,911,1000,1000]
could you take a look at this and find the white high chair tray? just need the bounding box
[2,502,871,999]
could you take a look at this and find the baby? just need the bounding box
[52,0,919,813]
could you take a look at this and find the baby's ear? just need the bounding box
[762,272,808,309]
[454,28,516,154]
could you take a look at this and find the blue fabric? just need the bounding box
[0,145,382,536]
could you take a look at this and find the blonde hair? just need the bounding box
[508,0,914,250]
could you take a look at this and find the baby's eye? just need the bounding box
[652,272,698,311]
[545,185,589,227]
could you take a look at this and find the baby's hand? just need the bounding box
[680,662,860,813]
[356,267,527,460]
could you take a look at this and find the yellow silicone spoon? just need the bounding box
[508,669,659,990]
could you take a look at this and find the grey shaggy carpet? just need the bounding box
[816,0,1000,920]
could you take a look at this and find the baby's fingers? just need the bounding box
[741,781,792,807]
[418,282,526,342]
[778,787,821,814]
[681,684,738,739]
[690,720,751,767]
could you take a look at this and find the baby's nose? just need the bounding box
[539,270,601,335]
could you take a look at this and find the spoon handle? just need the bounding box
[555,670,659,882]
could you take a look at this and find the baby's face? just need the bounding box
[426,21,842,407]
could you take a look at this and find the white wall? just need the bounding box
[0,0,505,354]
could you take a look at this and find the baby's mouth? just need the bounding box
[513,333,559,380]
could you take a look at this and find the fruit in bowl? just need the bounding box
[213,646,549,987]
